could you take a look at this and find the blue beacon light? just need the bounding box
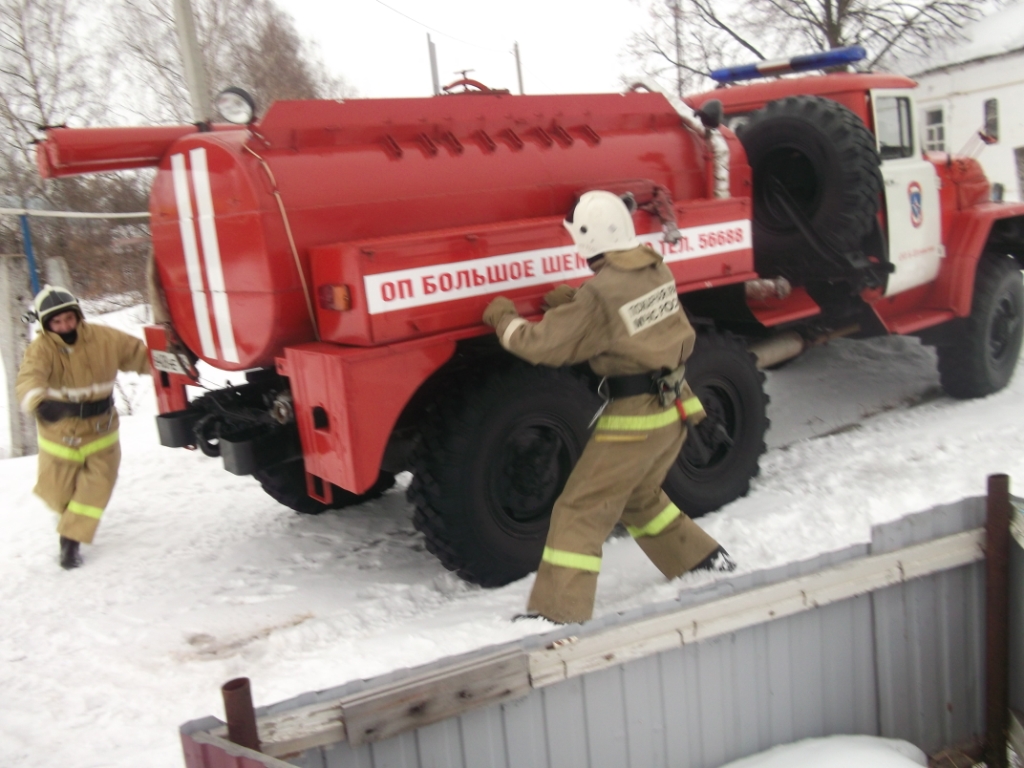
[710,46,867,84]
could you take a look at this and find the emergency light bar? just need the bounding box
[710,46,867,83]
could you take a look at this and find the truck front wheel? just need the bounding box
[662,330,769,516]
[408,364,599,587]
[937,255,1023,398]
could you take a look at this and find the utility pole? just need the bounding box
[672,0,683,100]
[172,0,211,122]
[428,34,440,96]
[513,42,524,95]
[0,254,37,457]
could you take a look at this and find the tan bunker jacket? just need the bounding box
[16,321,150,543]
[492,245,720,623]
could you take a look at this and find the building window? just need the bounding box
[924,109,945,152]
[984,99,999,141]
[1015,147,1024,202]
[876,96,914,160]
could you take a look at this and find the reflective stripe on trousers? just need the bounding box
[66,499,105,520]
[542,546,602,573]
[625,502,682,538]
[37,430,119,463]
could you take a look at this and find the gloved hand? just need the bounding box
[543,285,576,310]
[483,296,517,328]
[678,381,707,427]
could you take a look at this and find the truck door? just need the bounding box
[871,89,944,297]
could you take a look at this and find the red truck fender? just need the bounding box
[280,334,460,495]
[934,203,1024,318]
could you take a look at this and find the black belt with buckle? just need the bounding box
[604,372,660,398]
[37,395,114,422]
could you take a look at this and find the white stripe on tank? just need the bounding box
[189,148,239,364]
[170,153,217,359]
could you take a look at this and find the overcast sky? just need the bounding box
[284,0,652,98]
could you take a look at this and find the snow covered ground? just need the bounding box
[2,305,1023,768]
[721,735,927,768]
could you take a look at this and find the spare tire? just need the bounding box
[736,95,882,281]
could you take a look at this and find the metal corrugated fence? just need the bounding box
[182,494,1007,768]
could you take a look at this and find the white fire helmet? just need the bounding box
[563,190,641,260]
[30,285,82,327]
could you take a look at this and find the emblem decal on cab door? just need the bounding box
[908,181,923,228]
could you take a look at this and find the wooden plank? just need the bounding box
[342,649,529,746]
[530,529,985,687]
[216,699,346,759]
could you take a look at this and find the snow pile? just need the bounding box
[721,735,927,768]
[2,303,1024,767]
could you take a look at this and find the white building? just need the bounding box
[910,1,1024,201]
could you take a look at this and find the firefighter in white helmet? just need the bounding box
[483,191,735,624]
[15,286,151,569]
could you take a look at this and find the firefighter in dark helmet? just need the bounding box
[16,286,151,569]
[482,191,735,624]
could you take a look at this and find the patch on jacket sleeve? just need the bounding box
[617,281,680,336]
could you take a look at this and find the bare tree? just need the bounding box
[0,0,102,251]
[113,0,354,123]
[627,0,990,94]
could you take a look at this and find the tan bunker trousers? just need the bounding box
[527,397,719,624]
[35,422,121,544]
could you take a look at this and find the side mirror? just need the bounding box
[696,99,723,130]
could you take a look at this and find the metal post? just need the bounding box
[19,215,40,295]
[514,42,524,95]
[172,0,211,123]
[0,254,38,457]
[221,677,261,752]
[44,257,73,292]
[986,473,1011,768]
[428,34,440,96]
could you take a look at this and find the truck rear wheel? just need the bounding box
[254,461,396,515]
[737,95,882,280]
[662,330,769,516]
[937,255,1023,398]
[408,364,599,587]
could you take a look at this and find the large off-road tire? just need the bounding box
[937,255,1023,399]
[408,364,600,587]
[254,460,396,515]
[662,330,769,516]
[736,95,883,279]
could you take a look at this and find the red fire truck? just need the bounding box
[35,49,1024,586]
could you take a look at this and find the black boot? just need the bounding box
[693,546,736,573]
[59,536,82,570]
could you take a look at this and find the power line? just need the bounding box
[371,0,500,53]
